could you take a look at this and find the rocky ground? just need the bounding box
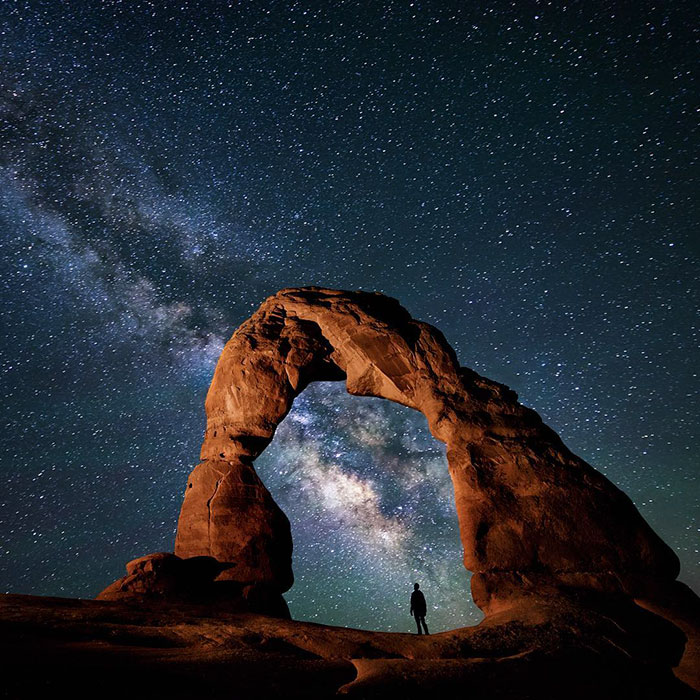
[2,591,698,699]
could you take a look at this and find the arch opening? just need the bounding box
[254,380,482,631]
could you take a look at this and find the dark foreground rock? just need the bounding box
[1,592,698,699]
[96,552,290,618]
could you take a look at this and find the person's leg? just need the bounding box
[421,617,429,634]
[415,615,422,634]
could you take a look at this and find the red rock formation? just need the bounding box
[173,287,680,614]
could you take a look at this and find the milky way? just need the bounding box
[1,1,697,632]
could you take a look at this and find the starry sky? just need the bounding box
[1,1,697,633]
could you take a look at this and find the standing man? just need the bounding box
[410,582,429,634]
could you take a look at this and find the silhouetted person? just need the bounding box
[410,582,429,634]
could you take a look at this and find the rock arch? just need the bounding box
[174,287,679,615]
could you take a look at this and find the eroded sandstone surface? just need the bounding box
[172,287,678,614]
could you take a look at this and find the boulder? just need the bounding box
[96,552,230,602]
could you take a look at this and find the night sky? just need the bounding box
[1,1,697,633]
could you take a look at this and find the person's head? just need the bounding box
[414,583,420,590]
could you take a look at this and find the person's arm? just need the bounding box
[410,594,414,616]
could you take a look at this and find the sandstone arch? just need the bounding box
[174,287,680,615]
